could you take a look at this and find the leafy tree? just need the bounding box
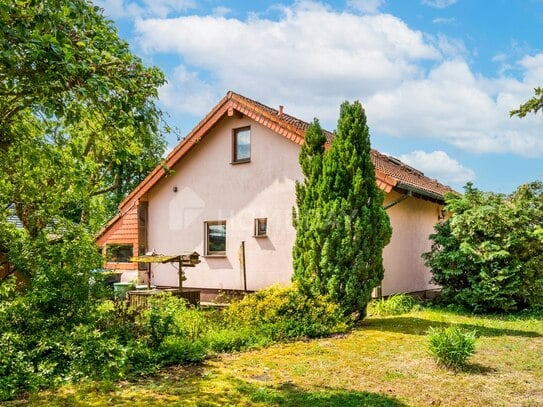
[424,183,543,312]
[510,87,543,117]
[0,0,169,282]
[293,101,392,318]
[0,0,167,238]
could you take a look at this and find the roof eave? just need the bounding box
[395,182,445,203]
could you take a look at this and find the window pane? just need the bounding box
[256,218,267,236]
[208,222,226,253]
[235,128,250,161]
[107,244,133,262]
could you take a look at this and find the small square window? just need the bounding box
[205,221,226,255]
[254,218,267,237]
[233,126,250,163]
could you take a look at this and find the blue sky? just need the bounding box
[95,0,543,193]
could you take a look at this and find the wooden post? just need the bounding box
[182,256,183,292]
[241,241,247,292]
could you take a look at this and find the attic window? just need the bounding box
[232,126,250,163]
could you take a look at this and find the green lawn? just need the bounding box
[9,308,543,406]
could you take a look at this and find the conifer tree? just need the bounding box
[293,102,392,318]
[292,119,327,294]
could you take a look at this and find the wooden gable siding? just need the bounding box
[96,203,139,270]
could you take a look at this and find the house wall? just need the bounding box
[147,115,302,290]
[382,190,441,295]
[108,114,441,295]
[96,204,139,281]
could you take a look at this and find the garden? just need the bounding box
[1,1,543,405]
[10,300,543,406]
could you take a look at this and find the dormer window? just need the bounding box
[232,126,250,163]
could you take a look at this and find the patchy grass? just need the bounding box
[8,308,543,406]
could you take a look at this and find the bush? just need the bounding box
[159,336,206,364]
[427,326,477,370]
[0,333,38,400]
[424,182,543,313]
[142,292,209,347]
[204,328,270,353]
[370,294,419,316]
[225,284,348,341]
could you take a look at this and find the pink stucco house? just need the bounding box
[96,91,451,300]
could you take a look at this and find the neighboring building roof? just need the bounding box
[96,91,451,239]
[6,204,23,229]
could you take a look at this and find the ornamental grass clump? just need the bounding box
[427,325,477,370]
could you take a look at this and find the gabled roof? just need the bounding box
[96,91,451,239]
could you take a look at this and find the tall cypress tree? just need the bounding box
[292,119,327,295]
[293,102,392,318]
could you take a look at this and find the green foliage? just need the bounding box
[292,119,327,294]
[424,182,543,312]
[142,293,209,347]
[510,87,543,118]
[292,102,392,318]
[225,285,348,341]
[0,0,167,239]
[0,332,37,400]
[427,326,477,370]
[204,328,270,353]
[159,337,206,364]
[370,294,419,316]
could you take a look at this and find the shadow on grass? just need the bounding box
[464,362,497,375]
[24,365,405,407]
[234,380,406,407]
[362,317,541,338]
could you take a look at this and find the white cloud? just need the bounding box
[136,2,439,123]
[347,0,385,14]
[95,0,196,19]
[159,65,218,116]
[131,1,543,157]
[212,6,232,17]
[399,150,475,185]
[421,0,458,8]
[366,58,543,156]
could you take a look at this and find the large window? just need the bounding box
[232,126,250,163]
[205,221,226,255]
[106,244,133,263]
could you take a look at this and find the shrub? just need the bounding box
[204,328,270,353]
[159,336,206,365]
[0,333,38,400]
[424,182,543,312]
[427,325,477,370]
[225,284,348,341]
[370,294,419,316]
[142,292,209,347]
